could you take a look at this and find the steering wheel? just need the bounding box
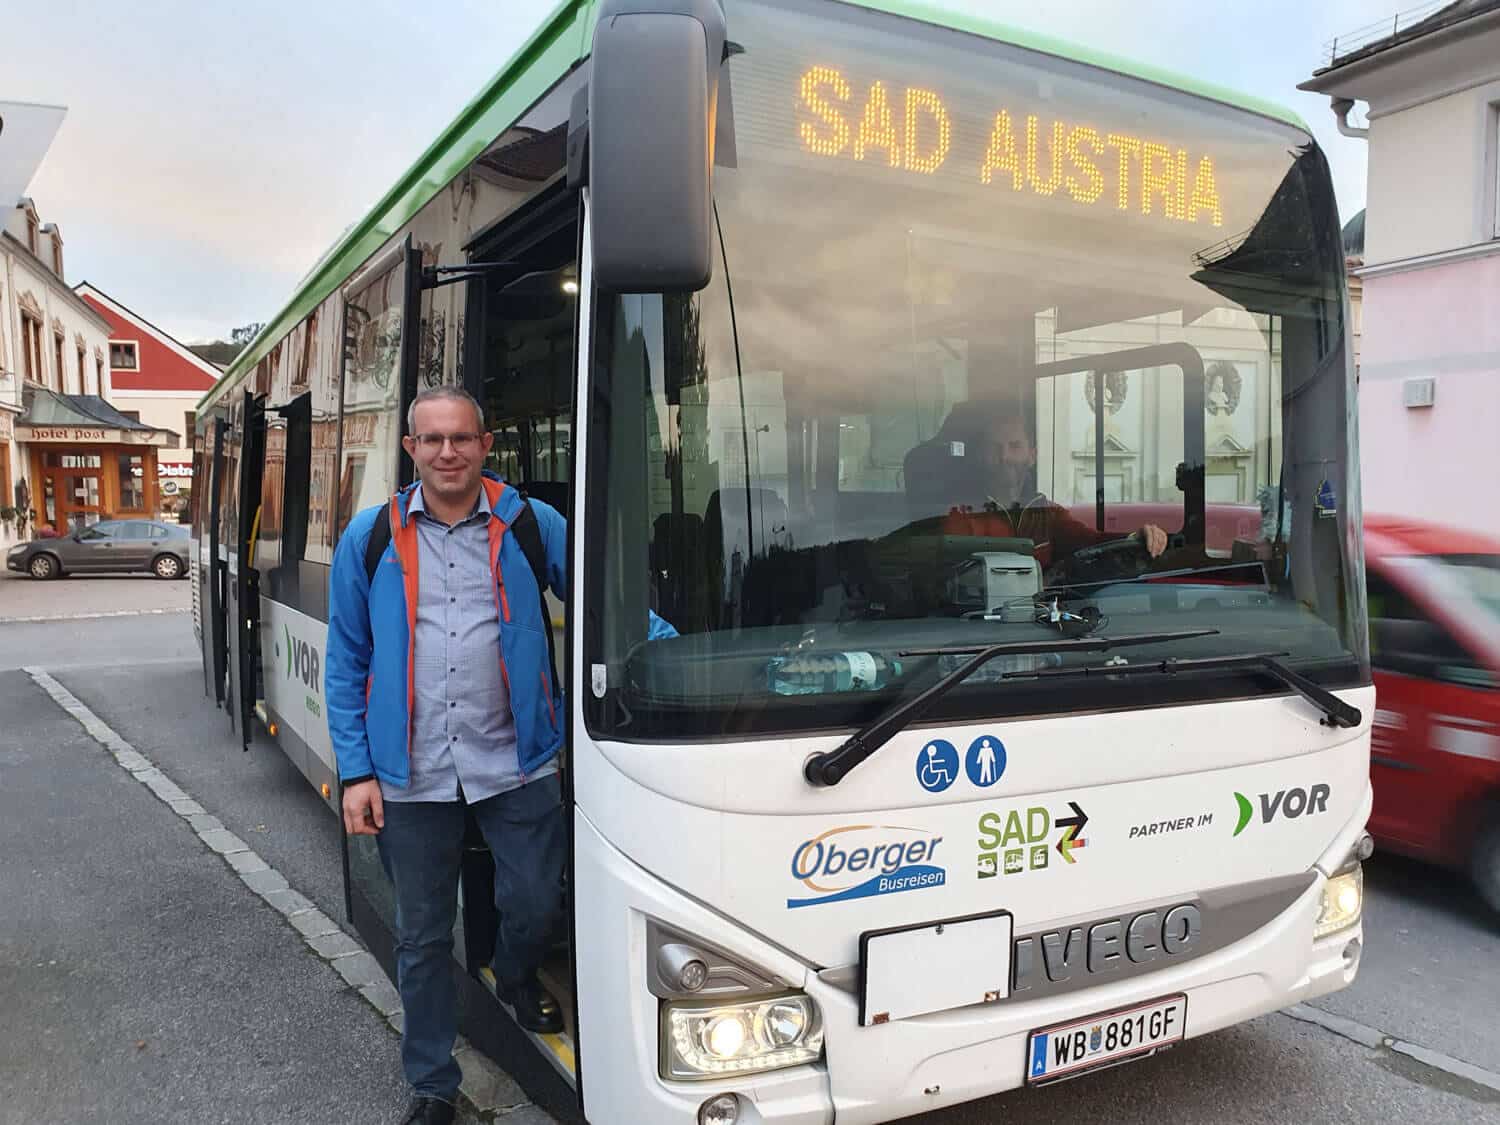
[1057,535,1155,585]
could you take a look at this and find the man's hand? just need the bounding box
[342,779,385,836]
[1138,524,1168,558]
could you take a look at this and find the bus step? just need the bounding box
[476,964,577,1082]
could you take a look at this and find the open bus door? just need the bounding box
[453,192,583,1102]
[233,389,268,748]
[348,198,589,1114]
[334,198,590,1116]
[207,415,230,707]
[219,395,243,733]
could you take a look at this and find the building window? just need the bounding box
[45,452,101,469]
[53,334,65,392]
[109,340,139,370]
[26,215,38,253]
[183,410,197,451]
[95,356,104,394]
[52,240,63,277]
[77,346,86,392]
[118,453,146,511]
[20,314,42,384]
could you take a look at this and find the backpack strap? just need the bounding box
[363,501,394,587]
[509,496,559,693]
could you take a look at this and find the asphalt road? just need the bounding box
[0,564,191,621]
[2,599,1498,1124]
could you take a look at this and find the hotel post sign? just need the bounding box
[18,425,117,443]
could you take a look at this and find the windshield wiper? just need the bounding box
[997,651,1362,730]
[801,629,1220,787]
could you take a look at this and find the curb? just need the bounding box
[1282,1004,1500,1096]
[2,607,191,625]
[23,666,546,1122]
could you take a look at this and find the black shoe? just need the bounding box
[399,1095,455,1125]
[501,976,565,1034]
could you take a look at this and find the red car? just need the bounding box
[1365,516,1500,914]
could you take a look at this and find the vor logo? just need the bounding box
[284,625,322,695]
[1232,784,1330,837]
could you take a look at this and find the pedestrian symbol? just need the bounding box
[916,740,959,793]
[965,735,1007,788]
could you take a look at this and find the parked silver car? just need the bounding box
[6,519,190,580]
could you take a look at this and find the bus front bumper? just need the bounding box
[804,870,1361,1124]
[575,803,1365,1125]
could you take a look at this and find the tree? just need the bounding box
[231,322,266,347]
[188,341,240,366]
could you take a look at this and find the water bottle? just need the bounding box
[769,651,902,695]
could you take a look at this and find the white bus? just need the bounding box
[189,1,1372,1121]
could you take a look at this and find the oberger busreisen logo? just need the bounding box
[787,825,945,909]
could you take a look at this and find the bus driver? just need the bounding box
[905,401,1169,569]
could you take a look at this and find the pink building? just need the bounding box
[1302,1,1500,529]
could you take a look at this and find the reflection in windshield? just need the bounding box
[584,0,1367,739]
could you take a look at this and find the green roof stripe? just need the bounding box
[205,0,1308,409]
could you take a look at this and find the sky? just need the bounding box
[5,0,1390,344]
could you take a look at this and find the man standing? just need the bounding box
[326,386,568,1125]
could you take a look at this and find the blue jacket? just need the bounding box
[325,474,569,789]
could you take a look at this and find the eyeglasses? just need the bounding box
[412,432,483,452]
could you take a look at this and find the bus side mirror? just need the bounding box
[588,0,725,293]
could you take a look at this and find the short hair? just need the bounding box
[406,385,486,435]
[939,398,1037,450]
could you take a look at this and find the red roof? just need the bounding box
[74,284,221,394]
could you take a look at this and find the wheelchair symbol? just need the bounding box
[916,740,959,793]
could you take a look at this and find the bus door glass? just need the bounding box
[203,416,227,702]
[336,235,427,925]
[472,212,580,624]
[336,237,420,543]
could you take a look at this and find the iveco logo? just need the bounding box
[1011,904,1201,993]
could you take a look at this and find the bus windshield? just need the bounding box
[585,0,1367,740]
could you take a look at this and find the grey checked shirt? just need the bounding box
[380,484,555,804]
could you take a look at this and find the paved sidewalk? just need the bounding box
[0,667,413,1124]
[0,566,190,622]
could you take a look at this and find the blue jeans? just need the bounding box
[376,775,565,1101]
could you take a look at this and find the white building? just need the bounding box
[1,196,115,546]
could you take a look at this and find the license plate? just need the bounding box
[859,910,1013,1027]
[1025,994,1186,1085]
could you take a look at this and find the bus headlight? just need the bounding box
[662,993,823,1079]
[1315,864,1363,939]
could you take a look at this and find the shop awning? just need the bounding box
[16,386,178,446]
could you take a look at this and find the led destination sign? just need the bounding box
[796,65,1224,227]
